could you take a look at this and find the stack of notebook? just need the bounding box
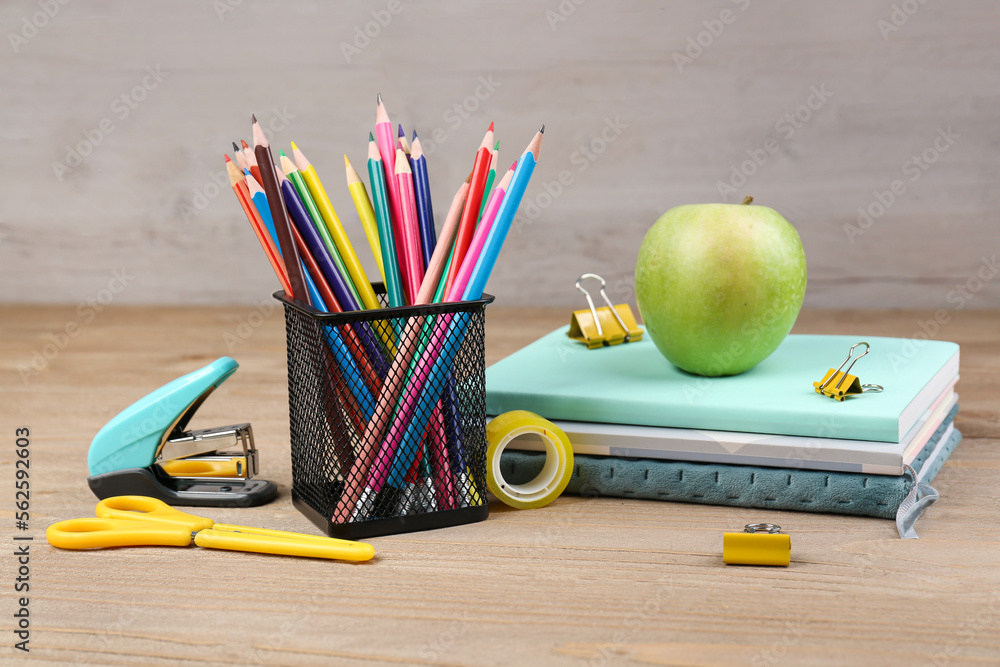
[486,330,961,523]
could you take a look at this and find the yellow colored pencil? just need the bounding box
[345,155,385,283]
[290,142,380,312]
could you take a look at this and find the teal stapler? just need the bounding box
[87,357,277,507]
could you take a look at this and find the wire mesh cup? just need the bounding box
[277,287,494,539]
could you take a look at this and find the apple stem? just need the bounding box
[741,196,754,205]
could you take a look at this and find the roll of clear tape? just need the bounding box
[486,410,574,510]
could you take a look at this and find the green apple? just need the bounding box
[634,198,807,376]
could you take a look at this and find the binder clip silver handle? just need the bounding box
[575,274,632,342]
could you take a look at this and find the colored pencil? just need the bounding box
[397,124,411,156]
[344,154,385,283]
[241,139,262,187]
[394,147,425,301]
[375,94,412,301]
[226,155,290,295]
[367,135,405,309]
[232,142,249,173]
[478,140,499,221]
[410,132,436,269]
[280,151,362,308]
[252,116,307,303]
[441,123,493,297]
[291,142,380,312]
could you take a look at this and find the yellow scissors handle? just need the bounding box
[195,529,374,561]
[95,496,214,531]
[46,518,192,550]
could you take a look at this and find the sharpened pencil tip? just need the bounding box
[278,149,286,157]
[488,121,494,132]
[397,124,404,137]
[368,132,374,141]
[251,113,257,123]
[232,142,240,152]
[377,92,383,104]
[290,141,299,150]
[224,154,231,162]
[539,124,545,134]
[344,154,350,167]
[412,129,418,139]
[241,139,249,149]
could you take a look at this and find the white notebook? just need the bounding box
[498,383,957,475]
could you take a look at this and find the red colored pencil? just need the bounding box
[441,123,493,297]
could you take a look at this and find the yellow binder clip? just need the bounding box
[568,274,643,349]
[813,341,884,401]
[723,523,790,567]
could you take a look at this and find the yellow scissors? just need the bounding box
[46,495,374,562]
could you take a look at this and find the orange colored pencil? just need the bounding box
[225,155,291,295]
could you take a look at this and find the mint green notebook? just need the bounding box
[486,329,959,443]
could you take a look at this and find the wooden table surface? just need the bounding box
[2,305,998,666]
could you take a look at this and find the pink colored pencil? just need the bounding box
[375,94,412,302]
[394,147,425,302]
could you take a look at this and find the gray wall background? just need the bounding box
[1,0,998,309]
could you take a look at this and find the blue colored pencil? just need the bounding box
[411,132,436,269]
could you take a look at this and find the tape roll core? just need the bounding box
[486,411,574,510]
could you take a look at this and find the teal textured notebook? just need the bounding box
[499,410,961,520]
[486,329,959,443]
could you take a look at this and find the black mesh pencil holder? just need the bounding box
[277,286,494,539]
